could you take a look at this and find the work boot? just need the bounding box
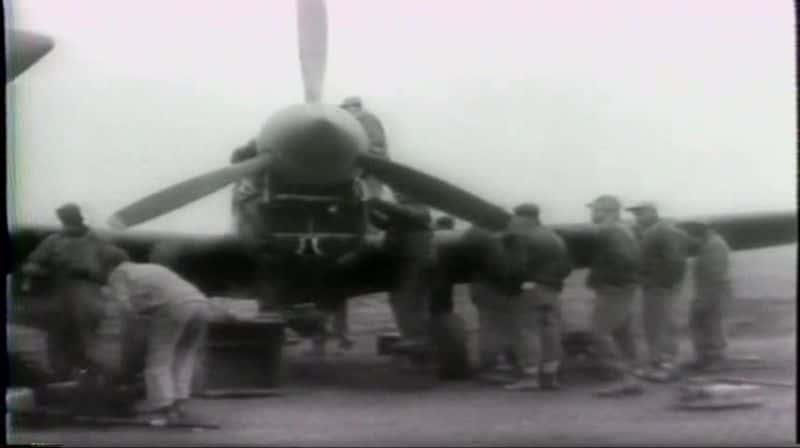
[539,372,561,391]
[132,401,174,425]
[504,376,539,391]
[642,362,679,383]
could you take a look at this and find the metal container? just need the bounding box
[193,312,287,393]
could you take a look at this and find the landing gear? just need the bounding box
[430,313,471,381]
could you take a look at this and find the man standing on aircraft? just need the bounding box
[341,96,388,199]
[626,202,689,382]
[229,140,263,239]
[585,195,645,397]
[104,252,211,423]
[683,221,734,372]
[20,203,126,380]
[503,204,573,391]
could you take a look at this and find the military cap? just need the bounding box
[512,203,540,219]
[586,195,622,211]
[626,201,658,212]
[340,96,362,108]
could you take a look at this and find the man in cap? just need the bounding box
[683,221,733,372]
[585,195,645,397]
[21,203,128,380]
[369,192,436,356]
[103,252,212,422]
[341,96,389,199]
[503,203,573,391]
[626,201,689,381]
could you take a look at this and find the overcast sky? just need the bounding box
[7,0,796,234]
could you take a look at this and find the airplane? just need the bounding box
[7,1,797,381]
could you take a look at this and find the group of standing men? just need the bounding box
[331,96,734,397]
[470,194,734,397]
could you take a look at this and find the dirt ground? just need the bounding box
[7,247,797,446]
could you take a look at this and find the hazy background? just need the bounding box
[6,0,796,234]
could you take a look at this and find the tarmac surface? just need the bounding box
[8,317,796,446]
[8,247,797,446]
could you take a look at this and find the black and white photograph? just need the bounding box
[5,0,797,445]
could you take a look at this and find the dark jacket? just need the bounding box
[374,195,434,262]
[23,229,123,283]
[587,222,641,288]
[693,232,732,294]
[639,219,689,288]
[525,226,573,292]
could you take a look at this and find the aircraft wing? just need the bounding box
[434,210,798,284]
[8,226,257,297]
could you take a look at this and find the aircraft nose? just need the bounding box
[289,118,355,169]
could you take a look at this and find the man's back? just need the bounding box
[525,226,573,291]
[694,233,731,289]
[353,109,387,155]
[588,222,641,288]
[639,219,689,287]
[110,263,206,313]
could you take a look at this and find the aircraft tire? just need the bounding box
[430,313,471,381]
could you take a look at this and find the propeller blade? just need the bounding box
[109,155,271,230]
[357,154,512,231]
[6,29,55,82]
[297,0,328,103]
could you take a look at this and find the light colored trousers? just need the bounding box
[590,284,639,375]
[642,284,682,365]
[689,283,732,361]
[513,285,563,374]
[143,301,210,408]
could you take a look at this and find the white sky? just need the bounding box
[6,0,797,234]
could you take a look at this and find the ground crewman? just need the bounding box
[104,253,212,423]
[683,221,734,372]
[20,203,127,380]
[341,96,389,199]
[503,204,573,391]
[586,195,645,397]
[626,201,689,381]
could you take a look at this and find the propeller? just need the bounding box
[107,0,516,233]
[297,0,328,103]
[108,154,271,230]
[6,29,55,82]
[357,154,512,231]
[107,0,326,229]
